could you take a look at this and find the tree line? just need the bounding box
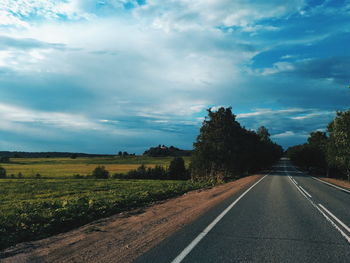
[286,109,350,181]
[93,156,189,180]
[191,107,283,183]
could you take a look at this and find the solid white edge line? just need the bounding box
[312,177,350,194]
[318,204,350,234]
[171,174,268,263]
[299,186,312,198]
[287,172,350,244]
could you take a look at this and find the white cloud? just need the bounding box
[135,0,305,32]
[237,108,304,118]
[272,130,307,139]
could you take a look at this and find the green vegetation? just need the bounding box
[0,156,191,178]
[287,109,350,180]
[114,157,190,180]
[0,178,208,250]
[191,107,283,183]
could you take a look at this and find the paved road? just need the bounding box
[136,159,350,263]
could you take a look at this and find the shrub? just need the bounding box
[0,156,10,163]
[169,157,189,180]
[0,167,6,178]
[92,166,109,179]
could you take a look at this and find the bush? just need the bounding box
[169,157,189,180]
[0,167,6,178]
[0,156,10,163]
[92,166,109,179]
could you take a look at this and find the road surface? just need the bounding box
[136,159,350,262]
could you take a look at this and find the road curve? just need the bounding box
[135,159,350,263]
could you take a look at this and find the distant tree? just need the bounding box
[307,131,328,173]
[118,151,123,157]
[0,166,6,178]
[122,151,129,157]
[169,157,189,180]
[70,153,77,159]
[143,145,191,157]
[92,166,109,179]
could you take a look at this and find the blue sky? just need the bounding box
[0,0,349,153]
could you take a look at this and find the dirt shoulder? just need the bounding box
[319,177,350,190]
[0,175,262,263]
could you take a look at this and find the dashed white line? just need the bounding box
[299,186,312,198]
[286,170,350,244]
[318,204,350,234]
[171,174,268,263]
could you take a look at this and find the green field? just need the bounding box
[0,156,191,178]
[0,156,199,250]
[0,177,207,250]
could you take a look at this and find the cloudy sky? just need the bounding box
[0,0,349,154]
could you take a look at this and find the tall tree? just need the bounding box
[328,110,350,181]
[191,107,282,182]
[191,107,243,181]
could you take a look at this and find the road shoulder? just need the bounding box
[318,177,350,191]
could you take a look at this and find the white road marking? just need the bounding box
[292,178,298,185]
[312,177,350,194]
[286,169,350,244]
[171,174,268,263]
[288,176,308,199]
[299,186,312,198]
[318,204,350,234]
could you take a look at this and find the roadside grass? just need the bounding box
[0,178,207,250]
[0,156,191,178]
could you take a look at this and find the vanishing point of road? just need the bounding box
[136,158,350,263]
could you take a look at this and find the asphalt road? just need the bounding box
[135,159,350,263]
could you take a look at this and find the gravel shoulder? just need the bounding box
[0,175,262,263]
[319,177,350,190]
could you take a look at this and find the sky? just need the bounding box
[0,0,349,154]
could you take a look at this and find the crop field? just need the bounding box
[0,156,191,178]
[0,177,206,250]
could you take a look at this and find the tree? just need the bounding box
[191,107,282,182]
[191,107,244,181]
[92,166,109,179]
[328,110,350,181]
[169,157,189,180]
[257,126,271,142]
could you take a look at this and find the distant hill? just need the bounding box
[0,151,113,158]
[143,145,192,157]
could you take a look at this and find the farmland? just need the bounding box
[0,156,199,250]
[0,156,191,178]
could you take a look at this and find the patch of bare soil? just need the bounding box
[0,175,261,263]
[320,177,350,190]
